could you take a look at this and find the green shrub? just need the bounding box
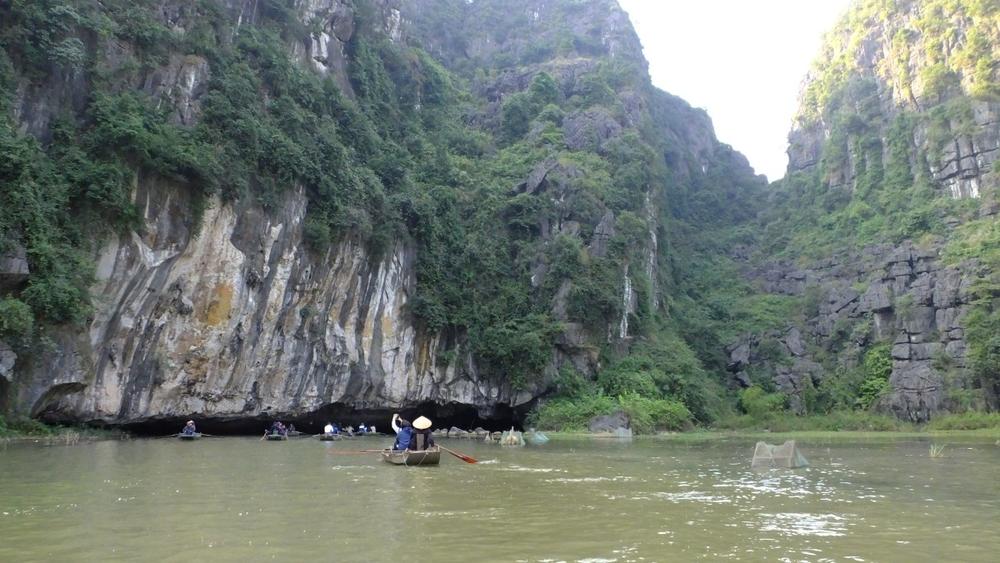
[739,386,787,418]
[528,394,617,431]
[552,365,596,398]
[528,392,691,434]
[617,393,692,433]
[860,343,893,409]
[0,297,33,339]
[473,314,560,389]
[597,361,659,398]
[1,416,55,436]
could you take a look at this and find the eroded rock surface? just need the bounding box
[728,239,988,421]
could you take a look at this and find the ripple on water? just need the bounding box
[544,476,634,483]
[757,512,849,537]
[499,465,564,473]
[649,490,732,504]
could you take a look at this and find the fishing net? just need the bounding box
[613,427,633,439]
[499,428,525,446]
[525,430,549,445]
[751,440,809,469]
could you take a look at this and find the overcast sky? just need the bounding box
[617,0,853,181]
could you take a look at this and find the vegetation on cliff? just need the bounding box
[732,0,999,423]
[0,0,775,428]
[1,0,996,430]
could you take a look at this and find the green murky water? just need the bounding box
[1,435,997,562]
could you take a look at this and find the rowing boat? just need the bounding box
[317,433,341,441]
[265,434,288,441]
[178,433,201,440]
[380,446,441,466]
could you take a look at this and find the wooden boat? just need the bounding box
[317,433,341,441]
[381,446,441,466]
[265,433,288,441]
[178,433,202,440]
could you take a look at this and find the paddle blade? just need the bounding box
[441,446,477,464]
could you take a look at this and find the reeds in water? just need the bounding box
[929,443,946,458]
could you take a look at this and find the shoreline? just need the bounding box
[3,427,997,447]
[538,427,1000,441]
[0,425,128,446]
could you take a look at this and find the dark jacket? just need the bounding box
[409,429,434,451]
[393,426,414,451]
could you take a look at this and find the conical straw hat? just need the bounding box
[412,416,432,430]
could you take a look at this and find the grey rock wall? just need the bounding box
[753,0,999,421]
[786,0,1000,200]
[3,0,528,423]
[16,174,546,423]
[728,236,990,421]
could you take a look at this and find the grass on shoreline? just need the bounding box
[539,411,1000,441]
[0,415,125,445]
[712,411,1000,433]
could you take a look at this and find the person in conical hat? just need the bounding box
[409,416,435,451]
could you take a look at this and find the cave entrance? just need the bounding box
[115,402,527,437]
[312,402,521,433]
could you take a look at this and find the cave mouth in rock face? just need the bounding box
[116,402,525,436]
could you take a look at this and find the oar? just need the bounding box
[439,445,477,464]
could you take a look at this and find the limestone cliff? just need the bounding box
[0,0,760,427]
[729,0,999,421]
[6,0,517,424]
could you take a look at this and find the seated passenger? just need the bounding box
[323,422,334,435]
[182,420,197,435]
[409,416,435,451]
[391,414,413,451]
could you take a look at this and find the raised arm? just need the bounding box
[390,413,400,433]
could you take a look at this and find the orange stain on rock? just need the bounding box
[203,283,234,326]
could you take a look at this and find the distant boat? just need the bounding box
[317,434,341,441]
[178,433,201,440]
[381,447,441,466]
[265,434,288,441]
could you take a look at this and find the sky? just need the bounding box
[617,0,853,181]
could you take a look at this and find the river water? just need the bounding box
[1,435,997,562]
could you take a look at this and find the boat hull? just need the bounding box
[381,447,441,466]
[317,434,341,441]
[178,433,201,440]
[266,434,288,441]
